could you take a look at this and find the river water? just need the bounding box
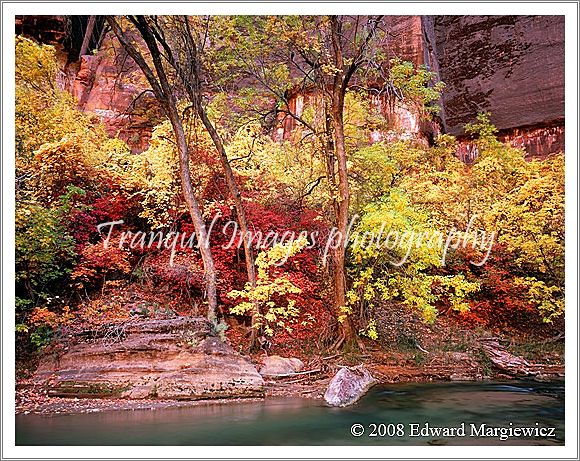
[16,380,564,445]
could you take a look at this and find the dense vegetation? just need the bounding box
[15,16,564,357]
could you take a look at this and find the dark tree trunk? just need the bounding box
[328,16,357,348]
[79,15,96,57]
[330,105,357,347]
[197,108,260,344]
[106,16,219,321]
[174,16,260,346]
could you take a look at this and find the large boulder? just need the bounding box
[33,317,264,400]
[259,355,304,377]
[324,366,376,407]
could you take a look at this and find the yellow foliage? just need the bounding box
[228,237,308,336]
[359,318,379,340]
[131,122,183,229]
[350,113,564,325]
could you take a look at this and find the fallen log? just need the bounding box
[263,369,321,379]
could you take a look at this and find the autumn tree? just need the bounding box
[106,16,219,321]
[220,16,390,348]
[323,16,383,348]
[125,16,261,345]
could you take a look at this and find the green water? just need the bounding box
[16,380,564,445]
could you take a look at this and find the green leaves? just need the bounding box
[464,112,500,149]
[389,58,445,117]
[15,201,76,293]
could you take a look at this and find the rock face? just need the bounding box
[324,367,377,407]
[259,356,304,377]
[15,15,67,46]
[431,15,564,157]
[33,317,264,400]
[499,125,565,159]
[270,15,566,157]
[69,34,163,153]
[18,15,565,158]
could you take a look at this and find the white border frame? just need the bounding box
[2,2,578,459]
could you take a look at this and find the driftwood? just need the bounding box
[322,353,342,361]
[480,338,531,376]
[262,369,321,379]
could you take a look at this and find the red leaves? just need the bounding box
[174,201,331,346]
[446,245,540,328]
[72,236,131,285]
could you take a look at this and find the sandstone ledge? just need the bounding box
[33,317,264,400]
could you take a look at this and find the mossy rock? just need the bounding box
[49,381,131,398]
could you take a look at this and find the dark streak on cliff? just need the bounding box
[432,15,564,138]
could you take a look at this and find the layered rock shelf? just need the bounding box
[33,317,265,400]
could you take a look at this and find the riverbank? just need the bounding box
[16,356,564,415]
[15,311,564,416]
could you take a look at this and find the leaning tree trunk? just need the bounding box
[177,17,260,347]
[106,16,219,322]
[169,111,219,322]
[197,108,260,345]
[79,15,97,58]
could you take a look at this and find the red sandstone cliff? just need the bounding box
[431,15,564,158]
[15,15,565,158]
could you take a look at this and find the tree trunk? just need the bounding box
[79,15,97,58]
[330,95,357,348]
[169,111,219,322]
[106,16,219,322]
[197,108,260,344]
[177,17,260,346]
[328,17,358,348]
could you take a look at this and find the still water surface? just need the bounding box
[16,380,564,445]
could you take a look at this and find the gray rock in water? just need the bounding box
[324,366,376,407]
[259,355,304,376]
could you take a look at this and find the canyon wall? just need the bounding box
[431,15,565,158]
[16,15,162,153]
[272,15,566,157]
[69,39,162,153]
[16,15,565,158]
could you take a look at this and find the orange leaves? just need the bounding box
[72,237,131,285]
[30,305,73,328]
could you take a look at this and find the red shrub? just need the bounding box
[445,245,540,328]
